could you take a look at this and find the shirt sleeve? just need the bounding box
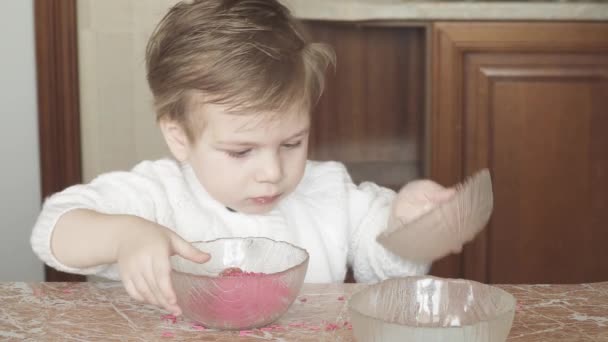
[343,166,431,283]
[30,160,173,280]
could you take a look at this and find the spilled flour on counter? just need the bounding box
[570,313,608,327]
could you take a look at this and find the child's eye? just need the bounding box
[282,141,302,149]
[227,149,251,158]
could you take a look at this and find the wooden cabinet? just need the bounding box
[430,22,608,284]
[304,22,428,190]
[304,21,608,284]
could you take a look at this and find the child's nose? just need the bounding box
[255,153,283,183]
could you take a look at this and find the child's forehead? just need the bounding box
[203,103,310,133]
[193,104,310,145]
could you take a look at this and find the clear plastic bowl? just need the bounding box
[170,237,309,330]
[348,276,516,342]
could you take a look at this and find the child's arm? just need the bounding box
[347,179,455,283]
[346,180,433,283]
[30,160,206,315]
[51,208,208,315]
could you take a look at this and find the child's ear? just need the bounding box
[159,118,191,162]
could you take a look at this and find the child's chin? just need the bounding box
[238,203,277,215]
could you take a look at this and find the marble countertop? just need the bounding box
[281,0,608,21]
[1,281,608,341]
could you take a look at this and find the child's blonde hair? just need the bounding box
[145,0,335,141]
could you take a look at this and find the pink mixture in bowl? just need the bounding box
[182,267,293,328]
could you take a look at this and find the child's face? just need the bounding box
[181,104,310,214]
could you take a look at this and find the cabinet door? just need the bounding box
[304,22,427,190]
[431,22,608,284]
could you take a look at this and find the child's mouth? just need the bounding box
[251,194,281,205]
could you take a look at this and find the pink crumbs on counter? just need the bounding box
[225,321,353,335]
[239,330,254,336]
[32,287,44,297]
[325,323,340,331]
[337,296,345,301]
[191,323,206,331]
[161,314,178,324]
[161,331,174,338]
[299,297,307,302]
[60,284,77,294]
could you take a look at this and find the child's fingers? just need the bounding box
[155,260,177,305]
[170,235,210,264]
[428,187,456,203]
[154,260,176,303]
[147,258,181,315]
[156,267,181,315]
[143,260,172,312]
[123,277,145,302]
[132,273,159,306]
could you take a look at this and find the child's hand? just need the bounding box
[391,179,455,226]
[115,220,210,316]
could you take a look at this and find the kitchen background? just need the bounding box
[2,0,607,283]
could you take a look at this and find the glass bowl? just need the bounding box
[170,237,309,330]
[377,169,493,262]
[348,276,516,342]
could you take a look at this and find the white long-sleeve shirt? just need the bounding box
[31,159,429,283]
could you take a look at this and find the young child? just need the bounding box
[31,0,456,316]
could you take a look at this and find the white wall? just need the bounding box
[0,0,44,281]
[78,0,174,182]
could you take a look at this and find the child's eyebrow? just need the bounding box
[284,128,310,140]
[215,141,259,147]
[215,128,310,147]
